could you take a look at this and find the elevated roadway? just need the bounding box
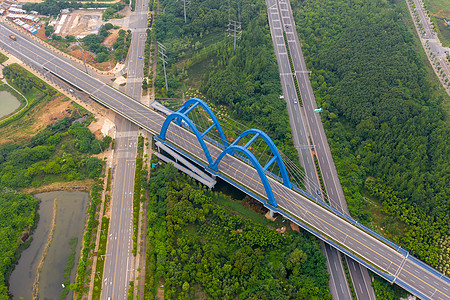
[0,22,449,300]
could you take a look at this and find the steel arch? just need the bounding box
[211,145,278,207]
[177,98,229,148]
[159,112,215,166]
[231,129,292,189]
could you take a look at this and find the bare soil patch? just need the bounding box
[35,23,48,41]
[70,49,97,65]
[0,96,72,145]
[103,29,119,47]
[157,278,165,300]
[21,179,95,194]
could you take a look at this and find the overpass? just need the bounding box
[0,23,449,300]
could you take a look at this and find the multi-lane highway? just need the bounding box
[0,18,449,300]
[123,0,149,101]
[265,0,352,298]
[102,0,148,298]
[274,0,377,298]
[102,117,138,300]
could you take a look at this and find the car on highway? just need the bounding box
[317,189,321,195]
[9,35,16,41]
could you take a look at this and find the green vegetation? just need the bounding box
[1,64,57,127]
[23,0,124,17]
[78,25,131,64]
[127,280,134,300]
[372,275,407,299]
[0,116,108,189]
[144,160,331,299]
[0,55,110,299]
[132,136,147,256]
[102,3,125,21]
[71,177,105,299]
[289,0,450,281]
[153,0,298,162]
[424,0,450,47]
[92,217,109,300]
[112,29,132,63]
[0,53,8,64]
[0,109,109,299]
[340,254,357,300]
[0,190,37,299]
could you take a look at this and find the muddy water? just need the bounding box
[0,90,21,118]
[10,191,89,300]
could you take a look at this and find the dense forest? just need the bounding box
[154,0,298,163]
[0,191,37,299]
[145,161,331,299]
[290,0,450,274]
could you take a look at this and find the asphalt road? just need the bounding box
[0,22,449,300]
[124,0,149,100]
[409,0,450,92]
[413,0,434,39]
[102,117,138,300]
[278,0,377,298]
[265,0,352,299]
[102,0,148,298]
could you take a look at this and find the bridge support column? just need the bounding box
[270,210,275,218]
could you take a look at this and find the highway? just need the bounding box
[123,0,149,101]
[277,0,377,298]
[102,117,138,300]
[265,0,352,298]
[102,0,148,298]
[0,20,449,300]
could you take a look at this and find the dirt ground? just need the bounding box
[103,28,119,47]
[69,48,116,71]
[70,48,97,65]
[0,96,73,145]
[21,179,95,194]
[35,22,48,41]
[58,10,104,38]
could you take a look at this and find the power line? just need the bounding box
[227,20,242,52]
[157,41,168,92]
[181,0,190,23]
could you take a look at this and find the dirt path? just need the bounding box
[22,179,95,194]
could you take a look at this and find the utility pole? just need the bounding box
[157,41,168,92]
[227,20,242,52]
[76,37,88,74]
[182,0,190,23]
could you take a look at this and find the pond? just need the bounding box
[0,90,21,119]
[10,191,89,300]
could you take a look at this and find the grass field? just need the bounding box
[0,52,8,64]
[425,0,450,46]
[425,0,450,18]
